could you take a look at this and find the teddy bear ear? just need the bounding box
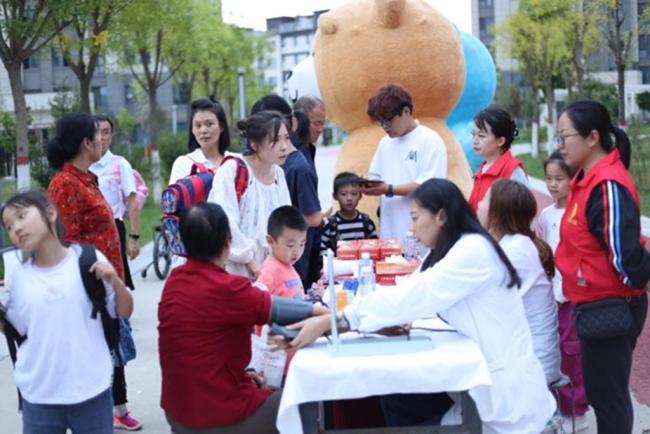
[375,0,406,29]
[317,12,339,35]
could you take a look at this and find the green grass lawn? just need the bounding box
[136,197,162,246]
[517,151,650,217]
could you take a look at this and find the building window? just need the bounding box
[95,56,105,74]
[479,0,493,5]
[479,17,495,38]
[641,66,650,85]
[172,83,189,105]
[51,48,68,67]
[125,85,134,103]
[23,56,40,69]
[92,86,108,112]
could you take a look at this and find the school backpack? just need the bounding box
[160,156,249,257]
[2,244,122,409]
[111,155,149,219]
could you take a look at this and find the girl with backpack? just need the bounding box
[0,191,133,433]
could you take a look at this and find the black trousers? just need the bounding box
[579,292,648,434]
[112,366,128,406]
[115,219,134,290]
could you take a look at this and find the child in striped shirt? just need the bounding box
[321,172,378,254]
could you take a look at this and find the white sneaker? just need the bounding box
[561,414,589,433]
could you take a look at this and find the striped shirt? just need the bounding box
[586,180,650,287]
[320,211,378,253]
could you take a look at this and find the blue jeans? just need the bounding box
[22,388,113,434]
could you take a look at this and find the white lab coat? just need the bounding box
[343,234,556,434]
[499,234,561,384]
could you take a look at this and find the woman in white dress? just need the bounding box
[282,178,556,433]
[208,111,291,279]
[477,179,561,385]
[168,96,231,185]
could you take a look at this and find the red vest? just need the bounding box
[556,149,644,303]
[468,150,525,211]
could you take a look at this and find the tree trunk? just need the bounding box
[6,62,31,190]
[618,63,626,126]
[531,90,540,158]
[79,75,92,114]
[148,86,162,203]
[545,83,556,154]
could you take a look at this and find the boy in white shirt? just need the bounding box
[361,84,447,241]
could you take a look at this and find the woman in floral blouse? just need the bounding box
[46,113,142,430]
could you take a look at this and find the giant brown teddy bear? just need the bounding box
[313,0,473,218]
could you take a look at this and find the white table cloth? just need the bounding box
[276,319,492,434]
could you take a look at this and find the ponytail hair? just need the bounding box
[46,113,97,170]
[410,179,521,289]
[487,179,555,279]
[562,100,631,169]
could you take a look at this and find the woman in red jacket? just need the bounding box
[468,108,527,211]
[555,100,650,434]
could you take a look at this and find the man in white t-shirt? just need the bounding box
[362,84,447,241]
[88,115,143,431]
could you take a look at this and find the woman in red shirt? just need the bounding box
[46,113,141,430]
[158,202,326,433]
[555,100,650,434]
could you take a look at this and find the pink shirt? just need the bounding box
[256,256,304,300]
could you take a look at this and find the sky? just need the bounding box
[222,0,472,33]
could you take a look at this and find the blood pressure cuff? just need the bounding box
[270,296,313,326]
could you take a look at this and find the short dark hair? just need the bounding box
[94,115,114,132]
[267,205,308,239]
[251,94,292,115]
[367,84,413,122]
[333,171,361,194]
[179,202,231,261]
[188,96,231,155]
[46,113,98,170]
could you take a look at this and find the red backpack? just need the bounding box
[161,156,249,256]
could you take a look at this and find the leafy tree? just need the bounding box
[49,84,81,121]
[606,0,633,126]
[0,1,73,190]
[566,0,609,99]
[56,0,131,113]
[109,0,191,202]
[115,107,138,146]
[636,91,650,113]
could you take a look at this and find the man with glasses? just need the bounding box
[362,84,447,240]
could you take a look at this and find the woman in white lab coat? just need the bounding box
[284,178,556,434]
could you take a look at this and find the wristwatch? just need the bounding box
[336,311,350,329]
[129,234,140,240]
[386,184,394,198]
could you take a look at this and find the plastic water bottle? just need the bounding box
[357,252,373,277]
[402,231,418,261]
[358,265,376,297]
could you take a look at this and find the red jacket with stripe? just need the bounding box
[556,149,649,303]
[468,150,525,211]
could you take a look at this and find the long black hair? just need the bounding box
[562,100,631,169]
[410,179,521,288]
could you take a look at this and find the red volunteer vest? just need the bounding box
[468,150,525,211]
[556,149,644,303]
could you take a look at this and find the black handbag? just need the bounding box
[574,297,633,340]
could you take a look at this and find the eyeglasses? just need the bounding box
[375,118,392,129]
[100,131,113,137]
[553,133,580,148]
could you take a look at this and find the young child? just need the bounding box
[468,107,528,211]
[321,172,378,254]
[537,151,589,432]
[477,179,561,386]
[256,205,309,299]
[0,191,133,433]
